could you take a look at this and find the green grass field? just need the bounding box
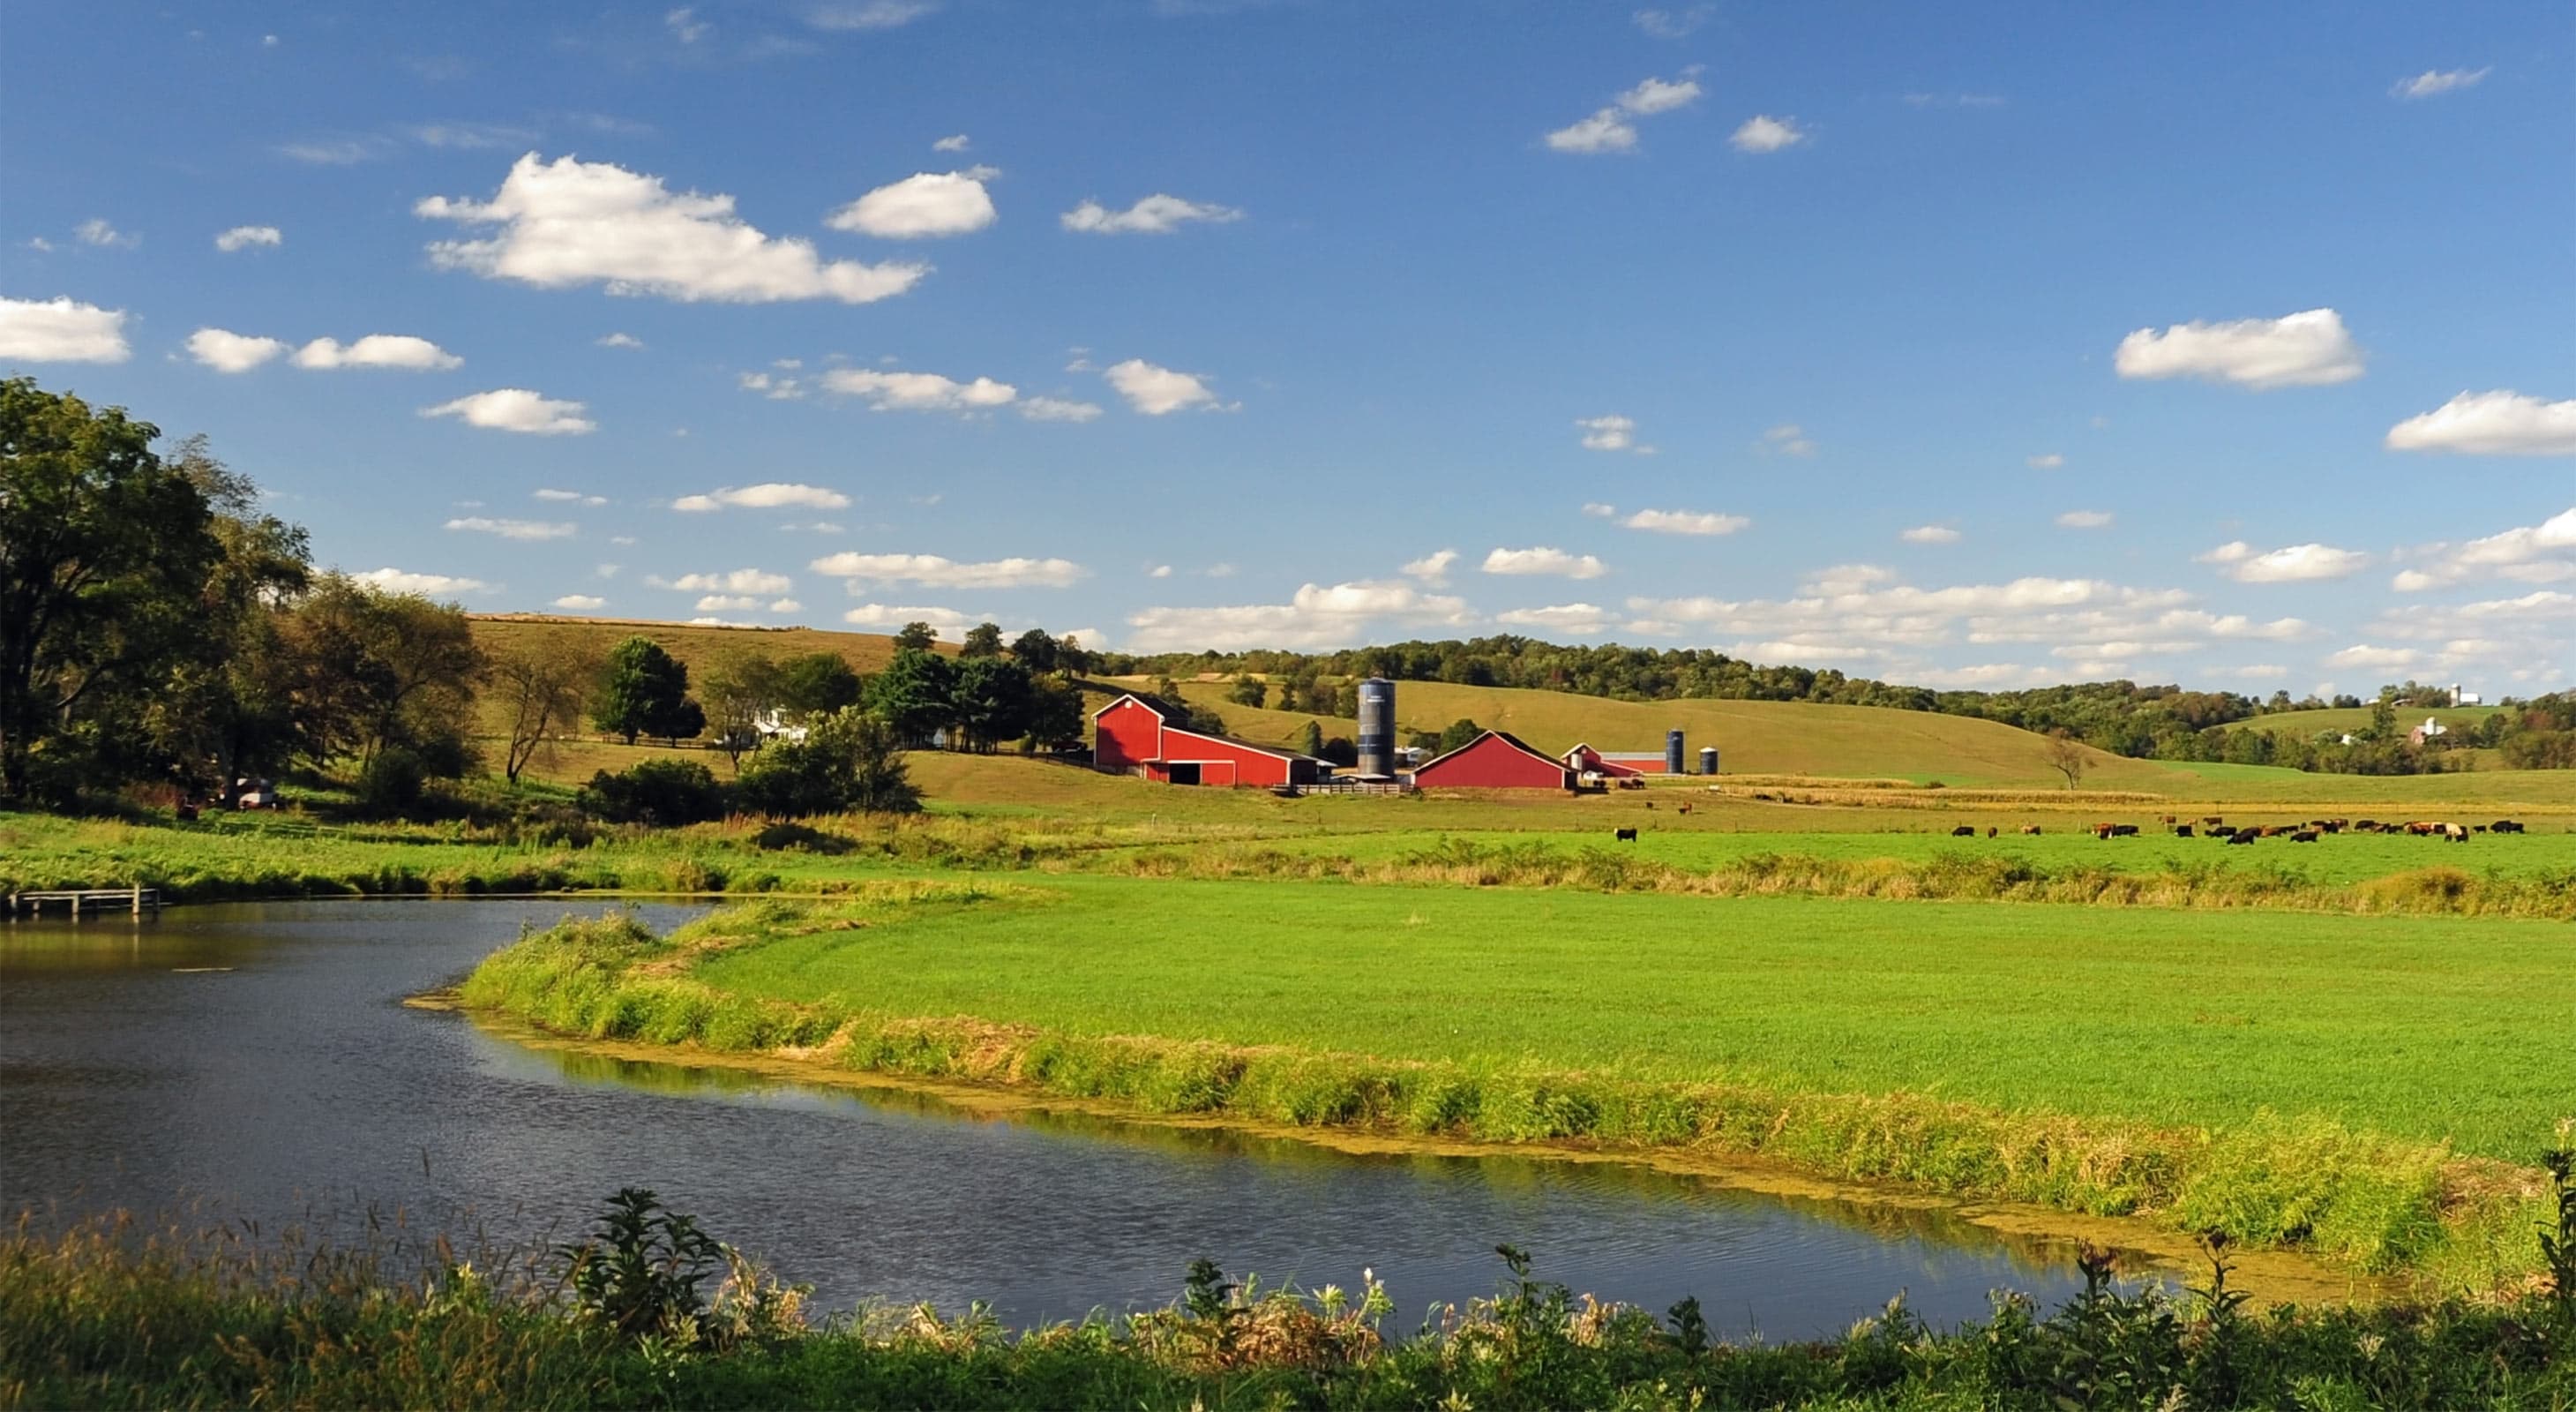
[676,875,2572,1162]
[2231,704,2510,741]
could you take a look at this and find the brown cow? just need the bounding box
[2020,824,2042,835]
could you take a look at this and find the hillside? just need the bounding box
[2226,704,2507,740]
[467,614,917,738]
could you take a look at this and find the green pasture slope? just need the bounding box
[678,875,2573,1164]
[2231,704,2510,741]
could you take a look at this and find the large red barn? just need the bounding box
[1092,694,1323,788]
[1408,730,1576,790]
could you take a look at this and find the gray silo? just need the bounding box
[1357,678,1397,777]
[1699,746,1719,776]
[1665,728,1686,776]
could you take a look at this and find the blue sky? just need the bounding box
[4,1,2571,695]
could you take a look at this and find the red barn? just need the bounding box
[1409,730,1576,790]
[1561,742,1664,777]
[1091,694,1322,788]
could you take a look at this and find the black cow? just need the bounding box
[1951,825,1977,837]
[1614,827,1638,842]
[2291,830,2319,843]
[2226,830,2258,845]
[2492,819,2526,835]
[2174,825,2193,838]
[2110,823,2138,837]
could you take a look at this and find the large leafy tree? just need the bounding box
[1008,628,1059,672]
[490,631,598,784]
[735,706,920,818]
[863,647,956,746]
[277,574,484,773]
[950,656,1036,753]
[1022,677,1087,754]
[591,636,694,746]
[699,650,782,768]
[959,621,1004,658]
[0,379,224,802]
[775,651,861,718]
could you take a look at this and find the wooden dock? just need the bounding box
[5,888,163,920]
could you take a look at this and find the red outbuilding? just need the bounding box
[1408,730,1577,790]
[1561,742,1668,777]
[1091,694,1323,788]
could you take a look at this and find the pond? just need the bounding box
[2,899,2151,1337]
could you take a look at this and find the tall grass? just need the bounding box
[462,907,2555,1289]
[7,1202,2569,1410]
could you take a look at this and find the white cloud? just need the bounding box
[1149,565,1173,579]
[1581,502,1617,518]
[1730,115,1805,153]
[1622,508,1749,536]
[1546,109,1637,154]
[1495,603,1614,635]
[2326,643,2421,671]
[768,597,801,612]
[1762,423,1816,456]
[2393,67,2490,99]
[534,488,608,506]
[596,332,645,349]
[279,137,391,165]
[446,516,577,541]
[1576,414,1651,453]
[1548,70,1702,154]
[1060,194,1244,234]
[214,224,282,252]
[1483,546,1607,579]
[420,388,595,435]
[1631,5,1712,39]
[1900,524,1962,544]
[807,1,938,30]
[1104,357,1224,415]
[294,334,461,371]
[672,482,850,512]
[1402,549,1459,585]
[663,568,794,595]
[810,552,1086,589]
[551,594,606,610]
[186,327,288,373]
[353,567,490,596]
[2197,540,2371,583]
[2385,390,2576,456]
[0,296,131,363]
[2056,510,2114,529]
[2112,307,2364,388]
[1020,395,1103,422]
[417,153,927,304]
[75,218,139,250]
[738,371,805,399]
[665,6,709,42]
[842,603,981,632]
[932,133,970,152]
[827,169,997,239]
[821,366,1017,412]
[695,594,764,612]
[2027,453,2064,469]
[1124,579,1471,652]
[2389,507,2576,591]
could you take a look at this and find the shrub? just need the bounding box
[578,760,729,826]
[354,748,428,817]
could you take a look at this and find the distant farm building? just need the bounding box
[1561,743,1672,778]
[1092,694,1324,788]
[1410,730,1577,790]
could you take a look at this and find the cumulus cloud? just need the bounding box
[2389,507,2576,591]
[827,169,998,238]
[534,488,608,506]
[1020,395,1103,422]
[821,366,1015,412]
[1762,424,1816,456]
[1582,502,1617,518]
[671,483,850,512]
[1104,357,1225,415]
[551,594,606,610]
[294,334,461,370]
[2385,390,2576,456]
[842,603,981,633]
[2325,643,2421,671]
[75,219,138,250]
[446,516,577,540]
[2027,453,2064,469]
[2113,308,2364,388]
[932,133,970,152]
[2056,510,2114,529]
[1124,579,1471,652]
[1547,69,1701,154]
[1483,546,1607,579]
[186,327,288,372]
[661,568,793,595]
[1631,5,1712,39]
[353,567,490,596]
[1576,414,1651,453]
[1495,603,1614,635]
[214,224,282,252]
[2393,67,2490,99]
[0,295,131,362]
[1729,115,1805,153]
[596,332,645,349]
[417,153,927,304]
[1900,524,1961,544]
[2198,540,2371,583]
[1060,195,1243,234]
[421,388,595,435]
[1402,549,1459,584]
[1621,508,1748,537]
[809,552,1086,589]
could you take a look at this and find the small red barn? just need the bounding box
[1409,730,1576,790]
[1091,694,1322,788]
[1561,742,1661,778]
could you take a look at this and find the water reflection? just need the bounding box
[5,898,2143,1336]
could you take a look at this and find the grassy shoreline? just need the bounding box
[459,900,2561,1293]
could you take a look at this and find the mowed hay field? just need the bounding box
[673,875,2574,1162]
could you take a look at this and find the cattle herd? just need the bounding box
[1944,815,2528,845]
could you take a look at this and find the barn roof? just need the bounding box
[1412,728,1566,776]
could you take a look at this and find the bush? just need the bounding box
[578,760,729,826]
[355,748,428,817]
